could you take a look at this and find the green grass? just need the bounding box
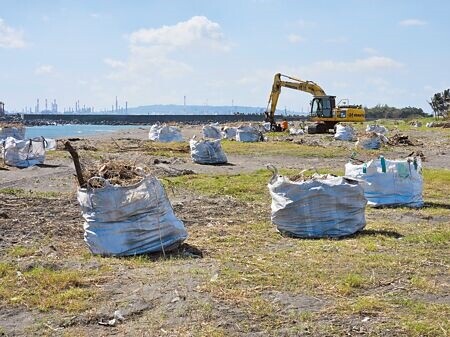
[0,263,99,313]
[166,169,272,202]
[221,139,348,158]
[7,245,37,258]
[141,141,190,157]
[165,168,344,203]
[0,188,64,199]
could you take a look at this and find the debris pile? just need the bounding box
[426,121,450,128]
[387,133,421,146]
[409,120,422,127]
[83,161,148,187]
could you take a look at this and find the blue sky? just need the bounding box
[1,0,449,113]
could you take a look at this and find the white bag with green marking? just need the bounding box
[344,156,423,207]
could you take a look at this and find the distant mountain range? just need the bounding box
[106,104,304,116]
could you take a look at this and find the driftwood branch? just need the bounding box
[64,141,86,187]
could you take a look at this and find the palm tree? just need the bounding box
[429,89,450,119]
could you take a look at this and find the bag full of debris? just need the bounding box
[236,125,263,142]
[1,136,46,168]
[334,124,355,141]
[289,128,305,135]
[366,124,388,135]
[202,124,222,139]
[189,138,227,164]
[262,122,272,132]
[221,127,237,140]
[356,132,388,149]
[77,175,188,256]
[267,166,366,238]
[148,123,183,142]
[0,125,26,141]
[345,156,423,207]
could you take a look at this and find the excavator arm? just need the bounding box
[265,73,326,127]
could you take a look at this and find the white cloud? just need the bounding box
[314,56,403,72]
[35,65,54,75]
[363,47,378,55]
[287,34,305,44]
[0,19,26,49]
[104,16,229,102]
[90,13,101,19]
[399,19,427,27]
[129,16,229,52]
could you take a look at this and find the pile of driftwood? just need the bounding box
[84,161,147,187]
[64,141,147,188]
[388,134,422,146]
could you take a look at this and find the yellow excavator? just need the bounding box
[264,73,365,133]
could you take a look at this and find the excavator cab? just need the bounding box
[310,96,335,118]
[307,96,339,133]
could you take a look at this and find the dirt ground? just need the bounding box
[0,122,449,336]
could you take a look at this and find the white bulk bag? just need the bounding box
[262,122,272,132]
[189,138,227,164]
[2,136,46,168]
[202,124,222,139]
[345,156,423,207]
[334,124,355,141]
[289,128,304,135]
[356,133,387,149]
[268,167,367,238]
[44,138,57,151]
[221,127,237,140]
[366,124,388,135]
[149,123,183,142]
[0,126,26,141]
[236,126,263,142]
[77,176,188,256]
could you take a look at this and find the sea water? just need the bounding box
[25,124,144,139]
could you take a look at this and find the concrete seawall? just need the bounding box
[22,114,307,125]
